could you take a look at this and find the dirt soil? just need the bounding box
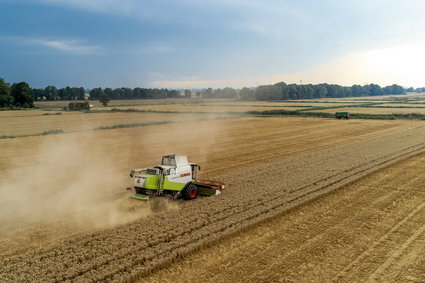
[144,152,425,282]
[2,116,425,282]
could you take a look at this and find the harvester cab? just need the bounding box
[129,154,224,201]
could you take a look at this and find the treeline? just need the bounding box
[239,82,406,101]
[33,83,406,102]
[31,86,186,101]
[87,87,184,100]
[0,76,419,109]
[408,87,425,93]
[33,86,85,101]
[0,78,34,108]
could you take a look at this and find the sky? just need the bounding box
[0,0,425,89]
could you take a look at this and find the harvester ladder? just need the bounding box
[157,173,164,195]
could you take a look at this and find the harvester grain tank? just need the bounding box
[129,155,224,200]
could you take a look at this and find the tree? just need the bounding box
[168,89,180,98]
[89,87,103,100]
[68,101,90,111]
[184,89,192,98]
[274,82,289,100]
[10,82,33,108]
[288,84,298,99]
[32,88,44,101]
[44,85,59,100]
[99,92,110,106]
[255,85,273,100]
[239,87,254,100]
[0,78,14,108]
[383,84,405,95]
[314,84,327,98]
[365,84,383,96]
[202,88,213,98]
[73,87,85,100]
[221,87,237,98]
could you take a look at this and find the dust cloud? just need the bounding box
[0,132,150,235]
[0,112,230,255]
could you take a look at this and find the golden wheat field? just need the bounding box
[1,98,425,282]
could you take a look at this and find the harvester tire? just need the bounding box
[182,183,198,200]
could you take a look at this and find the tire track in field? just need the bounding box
[255,180,405,282]
[3,127,425,282]
[289,141,425,202]
[369,218,425,282]
[143,150,425,283]
[334,201,425,282]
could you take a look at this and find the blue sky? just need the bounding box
[1,0,425,88]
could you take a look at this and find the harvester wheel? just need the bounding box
[164,194,174,203]
[182,183,198,200]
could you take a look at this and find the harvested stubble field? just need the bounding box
[192,101,357,107]
[34,98,205,109]
[1,103,425,282]
[145,151,425,282]
[91,104,307,112]
[0,110,225,136]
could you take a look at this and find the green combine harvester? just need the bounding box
[335,112,351,119]
[128,154,224,200]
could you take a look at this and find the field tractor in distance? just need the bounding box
[129,155,224,200]
[335,112,351,119]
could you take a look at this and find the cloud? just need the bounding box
[0,36,101,54]
[31,38,101,54]
[35,0,137,15]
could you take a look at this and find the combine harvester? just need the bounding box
[128,154,224,200]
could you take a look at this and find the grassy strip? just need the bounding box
[0,107,37,111]
[357,105,425,109]
[0,129,64,139]
[88,108,188,114]
[181,103,311,108]
[351,113,425,120]
[94,121,173,130]
[94,116,235,130]
[274,100,385,103]
[298,102,381,111]
[42,112,62,115]
[87,108,244,116]
[246,109,425,120]
[247,109,334,118]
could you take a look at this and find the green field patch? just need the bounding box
[0,129,64,139]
